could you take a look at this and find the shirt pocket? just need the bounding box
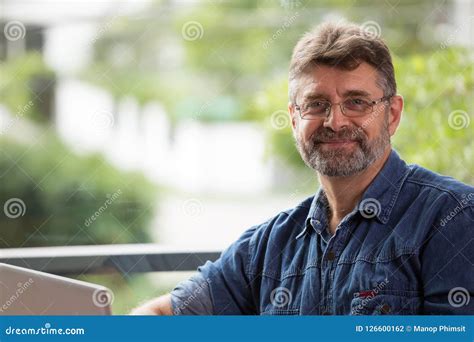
[258,274,304,315]
[350,290,421,315]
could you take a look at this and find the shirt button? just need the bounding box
[326,250,336,261]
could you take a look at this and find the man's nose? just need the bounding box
[322,104,351,131]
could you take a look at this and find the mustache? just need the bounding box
[311,126,366,144]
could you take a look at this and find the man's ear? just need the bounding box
[288,102,297,130]
[388,95,403,137]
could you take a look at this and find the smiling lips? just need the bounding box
[319,140,357,146]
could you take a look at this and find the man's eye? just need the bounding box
[348,98,368,105]
[307,101,327,108]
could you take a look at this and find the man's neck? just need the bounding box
[319,147,392,235]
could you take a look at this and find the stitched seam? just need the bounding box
[338,248,420,265]
[405,178,474,208]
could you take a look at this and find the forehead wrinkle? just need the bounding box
[295,63,384,103]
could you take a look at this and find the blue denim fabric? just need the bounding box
[171,149,474,315]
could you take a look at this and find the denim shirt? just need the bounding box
[171,150,474,315]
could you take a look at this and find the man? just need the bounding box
[132,21,474,315]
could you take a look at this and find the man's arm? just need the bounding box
[130,273,214,315]
[130,294,173,315]
[130,225,260,315]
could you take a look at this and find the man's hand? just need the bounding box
[129,294,174,315]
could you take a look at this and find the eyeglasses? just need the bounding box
[294,96,392,120]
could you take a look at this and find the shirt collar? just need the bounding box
[295,188,329,239]
[296,149,411,240]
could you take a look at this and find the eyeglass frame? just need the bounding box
[294,95,393,120]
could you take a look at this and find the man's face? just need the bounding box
[289,63,397,177]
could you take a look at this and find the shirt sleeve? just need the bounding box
[421,206,474,314]
[170,273,213,315]
[200,226,259,315]
[171,225,259,315]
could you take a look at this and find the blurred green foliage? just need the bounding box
[0,133,156,248]
[84,0,436,123]
[393,49,473,184]
[0,53,55,122]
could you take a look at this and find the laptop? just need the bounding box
[0,263,113,315]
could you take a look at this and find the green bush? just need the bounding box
[0,133,156,248]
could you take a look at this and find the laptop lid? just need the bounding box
[0,263,113,315]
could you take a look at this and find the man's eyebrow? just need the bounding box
[342,89,371,97]
[301,93,329,101]
[301,89,372,102]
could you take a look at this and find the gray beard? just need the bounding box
[295,118,390,177]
